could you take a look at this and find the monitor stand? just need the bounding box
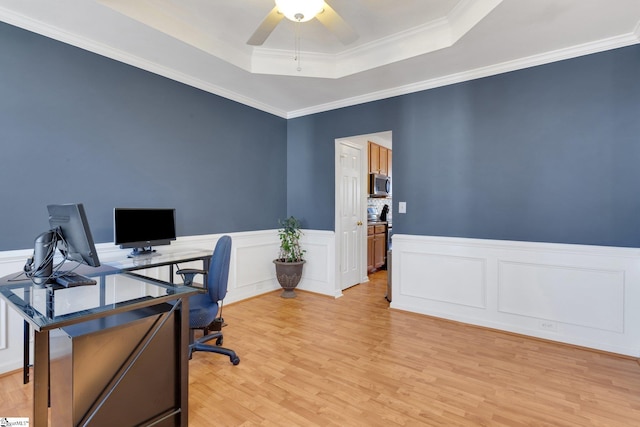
[30,229,56,286]
[127,246,158,259]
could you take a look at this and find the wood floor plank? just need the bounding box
[2,270,640,425]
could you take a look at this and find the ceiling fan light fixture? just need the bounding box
[275,0,324,23]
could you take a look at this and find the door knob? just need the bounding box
[357,221,362,226]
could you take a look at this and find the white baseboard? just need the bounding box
[390,234,640,357]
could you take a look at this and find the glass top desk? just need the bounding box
[105,248,212,276]
[13,248,212,385]
[0,264,200,427]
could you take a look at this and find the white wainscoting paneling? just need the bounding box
[401,251,486,309]
[0,249,35,374]
[497,261,625,333]
[0,300,5,351]
[297,230,338,297]
[231,232,281,302]
[391,234,640,357]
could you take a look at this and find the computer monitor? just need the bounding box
[26,203,100,286]
[48,203,101,268]
[114,208,176,257]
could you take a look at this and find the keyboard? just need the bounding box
[54,272,97,288]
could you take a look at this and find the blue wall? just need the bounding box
[0,23,287,251]
[288,45,640,247]
[2,21,639,251]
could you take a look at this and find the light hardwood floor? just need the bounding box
[2,270,640,426]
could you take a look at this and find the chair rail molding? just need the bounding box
[391,234,640,357]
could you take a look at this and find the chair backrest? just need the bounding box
[207,235,232,303]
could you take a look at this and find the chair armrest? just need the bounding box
[176,268,207,286]
[176,268,206,276]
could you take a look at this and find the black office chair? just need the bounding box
[177,235,240,365]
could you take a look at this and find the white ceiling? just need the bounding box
[1,0,639,118]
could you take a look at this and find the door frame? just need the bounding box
[335,131,393,294]
[334,138,368,294]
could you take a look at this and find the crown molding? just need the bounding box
[2,6,639,120]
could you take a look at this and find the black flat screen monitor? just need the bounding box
[48,203,101,268]
[114,208,176,257]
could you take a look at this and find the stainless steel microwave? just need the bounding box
[370,173,391,197]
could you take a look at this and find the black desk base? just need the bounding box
[50,304,182,426]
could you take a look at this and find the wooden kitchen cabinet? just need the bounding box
[369,142,380,174]
[387,149,392,178]
[373,233,386,269]
[367,235,374,272]
[367,224,387,272]
[379,147,388,175]
[368,141,391,176]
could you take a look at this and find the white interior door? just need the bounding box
[338,142,363,290]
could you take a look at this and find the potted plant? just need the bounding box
[273,216,305,298]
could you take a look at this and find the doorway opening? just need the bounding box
[334,131,392,294]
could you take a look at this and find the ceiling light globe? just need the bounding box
[275,0,324,23]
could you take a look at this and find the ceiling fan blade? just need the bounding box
[247,6,284,46]
[316,1,358,45]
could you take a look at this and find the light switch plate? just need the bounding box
[399,202,406,213]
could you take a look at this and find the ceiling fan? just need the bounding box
[247,0,358,46]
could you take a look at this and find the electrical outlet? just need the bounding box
[539,320,558,332]
[399,202,406,214]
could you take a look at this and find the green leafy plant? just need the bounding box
[276,216,305,262]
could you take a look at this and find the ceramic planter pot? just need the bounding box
[273,259,305,298]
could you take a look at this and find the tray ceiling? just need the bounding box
[1,0,639,118]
